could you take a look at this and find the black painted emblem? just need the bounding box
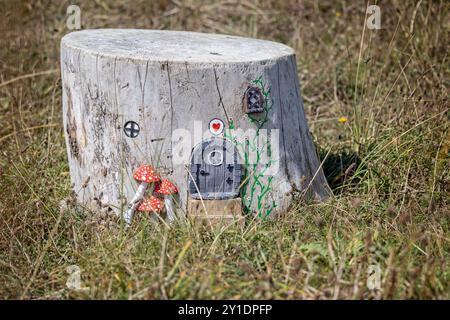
[123,121,140,138]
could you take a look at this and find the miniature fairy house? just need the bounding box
[61,29,330,224]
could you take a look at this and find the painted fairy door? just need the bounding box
[189,138,242,199]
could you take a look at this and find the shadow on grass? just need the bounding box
[318,148,361,193]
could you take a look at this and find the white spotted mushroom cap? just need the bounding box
[133,164,160,183]
[137,196,164,213]
[154,179,178,195]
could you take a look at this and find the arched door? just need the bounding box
[188,138,243,200]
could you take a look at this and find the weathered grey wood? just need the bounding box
[61,29,330,219]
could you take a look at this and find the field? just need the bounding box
[0,0,449,299]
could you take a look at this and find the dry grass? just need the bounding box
[0,0,449,299]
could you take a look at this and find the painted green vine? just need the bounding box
[225,76,277,219]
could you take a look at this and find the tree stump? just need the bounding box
[61,29,330,221]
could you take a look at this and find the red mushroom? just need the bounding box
[137,196,164,213]
[154,179,178,223]
[123,165,160,225]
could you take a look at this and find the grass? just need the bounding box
[0,0,449,299]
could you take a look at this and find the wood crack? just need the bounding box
[166,61,174,171]
[213,67,230,126]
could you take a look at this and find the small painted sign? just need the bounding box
[209,118,224,136]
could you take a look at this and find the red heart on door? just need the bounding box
[212,123,221,131]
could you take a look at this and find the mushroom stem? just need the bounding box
[123,182,148,225]
[164,195,176,224]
